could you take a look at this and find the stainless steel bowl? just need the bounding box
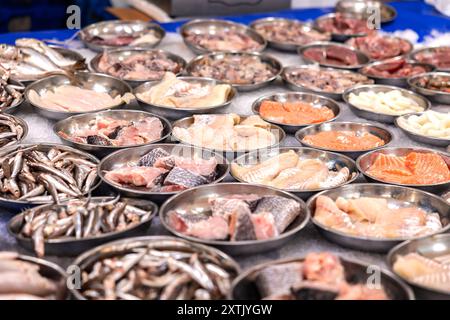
[98,143,229,203]
[387,234,450,299]
[407,72,450,105]
[90,48,187,88]
[296,121,393,159]
[180,19,266,54]
[25,72,132,121]
[299,41,370,70]
[53,109,172,158]
[185,51,282,91]
[70,235,241,300]
[0,113,28,148]
[409,46,450,72]
[345,36,413,61]
[231,254,414,300]
[307,183,450,253]
[8,197,157,257]
[343,84,431,123]
[357,147,450,193]
[336,0,398,24]
[134,76,237,120]
[251,92,341,134]
[395,112,450,148]
[314,13,372,42]
[281,65,374,101]
[231,147,359,200]
[79,20,165,52]
[249,17,331,52]
[159,182,309,256]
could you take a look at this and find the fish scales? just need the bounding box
[254,196,301,233]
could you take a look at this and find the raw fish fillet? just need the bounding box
[291,281,339,300]
[228,203,256,241]
[336,284,388,300]
[254,196,301,233]
[209,194,261,213]
[163,167,208,188]
[138,148,171,167]
[250,212,278,240]
[104,166,167,188]
[302,130,385,151]
[314,195,355,231]
[167,211,229,240]
[255,262,303,297]
[174,156,217,178]
[303,252,346,285]
[412,270,450,292]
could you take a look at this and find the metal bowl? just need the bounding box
[53,109,172,158]
[180,19,266,54]
[307,183,450,253]
[395,112,450,148]
[357,147,450,193]
[409,46,450,72]
[98,143,229,203]
[79,20,165,52]
[231,147,359,200]
[134,76,237,120]
[0,113,28,149]
[387,234,450,299]
[296,121,393,159]
[314,13,373,42]
[90,48,187,88]
[185,51,282,91]
[159,183,309,256]
[8,197,157,257]
[281,65,373,101]
[251,92,341,134]
[172,114,286,160]
[298,41,370,70]
[0,143,101,211]
[25,72,132,121]
[343,84,431,123]
[345,36,413,61]
[407,72,450,105]
[336,0,398,24]
[70,235,241,300]
[249,17,331,52]
[231,254,414,300]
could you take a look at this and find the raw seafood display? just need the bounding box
[302,45,360,67]
[231,150,352,190]
[167,193,301,241]
[348,90,425,115]
[346,35,412,60]
[413,47,450,70]
[397,111,450,139]
[284,66,373,93]
[393,252,450,293]
[314,195,443,238]
[443,191,450,203]
[78,240,238,300]
[254,252,388,299]
[136,72,232,109]
[0,252,62,299]
[188,54,277,85]
[302,131,385,151]
[184,29,262,52]
[362,58,430,78]
[315,13,372,35]
[58,115,163,146]
[0,145,98,203]
[84,31,160,47]
[172,114,277,152]
[412,73,450,93]
[97,51,183,81]
[17,196,155,257]
[0,67,23,111]
[0,114,26,148]
[104,147,219,192]
[258,100,335,125]
[366,152,450,185]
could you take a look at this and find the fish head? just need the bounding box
[0,44,21,60]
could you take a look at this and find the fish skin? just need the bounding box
[138,148,171,167]
[254,196,301,233]
[228,203,257,241]
[163,167,208,189]
[255,262,304,297]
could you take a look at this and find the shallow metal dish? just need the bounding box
[409,46,450,72]
[249,17,331,52]
[387,234,450,299]
[134,76,237,120]
[407,72,450,105]
[231,253,413,300]
[90,48,187,88]
[0,113,28,148]
[343,84,431,123]
[160,183,308,256]
[395,112,450,148]
[0,143,101,211]
[336,0,397,24]
[70,235,241,300]
[185,51,282,91]
[231,147,359,200]
[298,41,370,70]
[53,109,172,158]
[296,121,393,159]
[281,65,373,101]
[357,147,450,193]
[180,19,266,54]
[8,197,157,257]
[313,13,372,42]
[79,20,165,52]
[172,114,285,160]
[307,183,450,253]
[98,143,229,203]
[251,92,341,134]
[25,72,132,121]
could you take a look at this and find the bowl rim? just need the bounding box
[359,56,436,80]
[395,111,450,144]
[407,71,450,97]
